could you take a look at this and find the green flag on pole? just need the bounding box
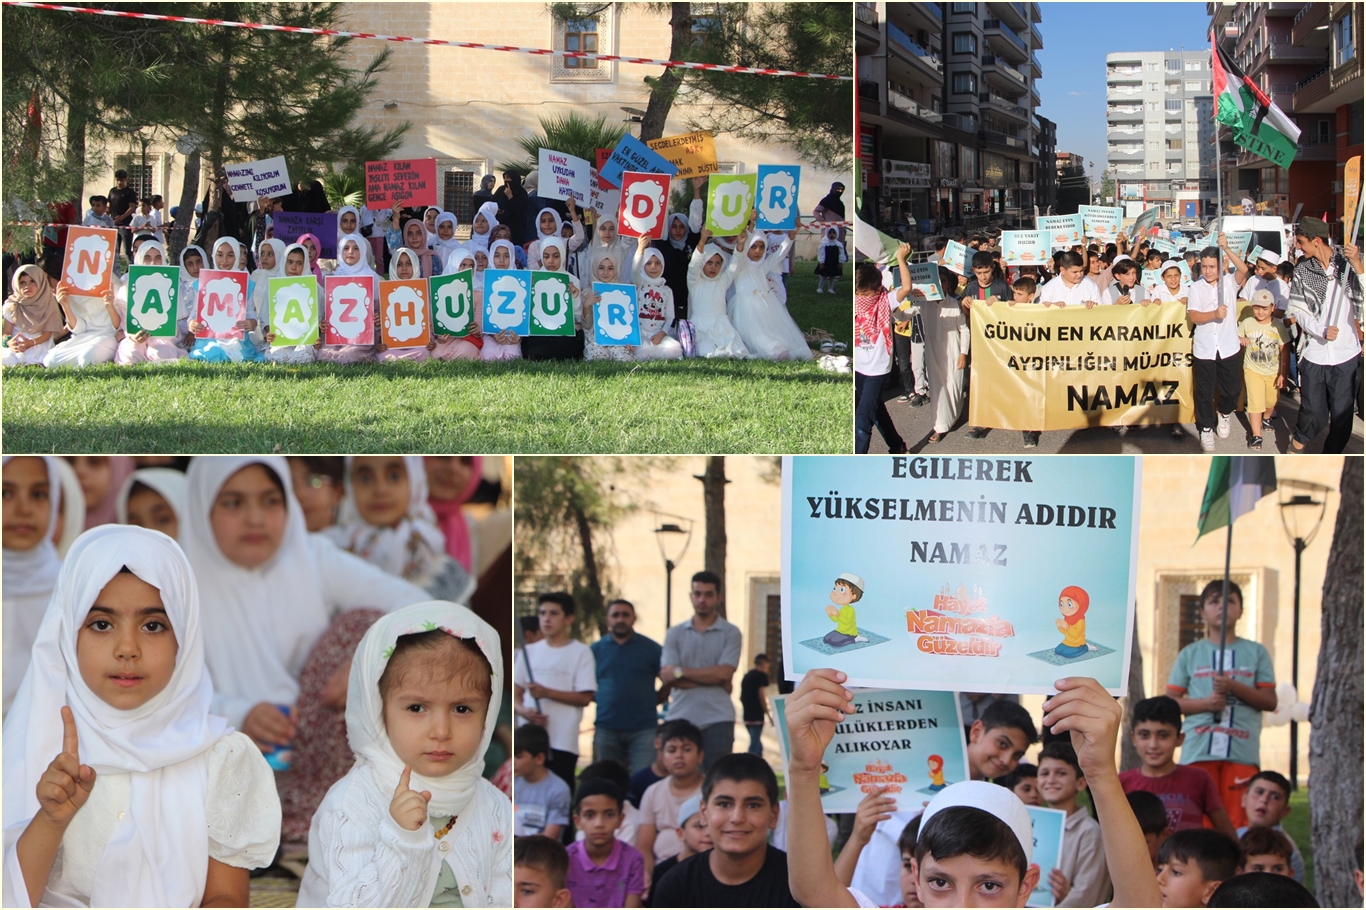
[1197,456,1278,540]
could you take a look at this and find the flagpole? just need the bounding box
[1326,191,1366,328]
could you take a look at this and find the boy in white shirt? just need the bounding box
[513,592,597,793]
[1038,251,1101,308]
[1187,236,1249,451]
[1106,258,1148,305]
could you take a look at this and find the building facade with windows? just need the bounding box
[1104,50,1217,220]
[1035,114,1057,214]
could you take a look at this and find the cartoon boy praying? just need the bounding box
[824,573,869,647]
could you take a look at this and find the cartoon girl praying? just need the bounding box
[926,754,946,791]
[1054,585,1098,659]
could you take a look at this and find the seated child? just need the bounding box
[491,225,529,269]
[1,525,280,907]
[646,793,712,902]
[1236,770,1304,882]
[253,242,320,365]
[514,724,571,841]
[1037,741,1111,907]
[1238,826,1294,878]
[116,467,187,539]
[296,601,511,907]
[481,241,524,361]
[636,720,705,885]
[1207,871,1318,908]
[514,835,573,909]
[1156,829,1241,908]
[632,239,684,361]
[528,204,585,270]
[1126,789,1174,870]
[577,760,641,845]
[428,249,484,361]
[187,236,263,363]
[115,241,192,365]
[1119,695,1238,837]
[375,247,438,363]
[727,222,811,362]
[584,248,636,362]
[1237,288,1290,450]
[684,229,748,358]
[1055,586,1098,659]
[566,779,645,908]
[3,265,64,367]
[997,762,1042,806]
[520,238,584,362]
[316,232,381,364]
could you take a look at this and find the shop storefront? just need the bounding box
[881,159,933,228]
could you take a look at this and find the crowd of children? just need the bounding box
[3,174,843,369]
[860,218,1362,453]
[1,454,512,906]
[512,577,1344,909]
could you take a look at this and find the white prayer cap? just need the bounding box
[1255,249,1282,266]
[837,572,866,590]
[1160,259,1184,274]
[919,780,1033,864]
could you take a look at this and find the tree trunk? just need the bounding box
[637,3,692,142]
[1308,460,1362,908]
[64,104,87,207]
[698,457,729,617]
[1119,623,1146,772]
[168,149,200,264]
[572,502,604,636]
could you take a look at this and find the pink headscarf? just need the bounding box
[427,456,483,572]
[78,456,136,530]
[296,233,326,281]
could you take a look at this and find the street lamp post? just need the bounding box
[654,517,693,631]
[1277,480,1330,790]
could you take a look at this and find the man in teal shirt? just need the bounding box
[591,599,664,775]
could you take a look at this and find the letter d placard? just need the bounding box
[616,172,671,240]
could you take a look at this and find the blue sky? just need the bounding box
[1036,2,1216,180]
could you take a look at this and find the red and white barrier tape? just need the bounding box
[5,219,853,230]
[2,1,853,80]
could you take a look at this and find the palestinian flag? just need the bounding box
[1212,33,1301,169]
[1197,457,1278,540]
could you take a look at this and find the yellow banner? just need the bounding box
[645,130,718,178]
[968,302,1197,430]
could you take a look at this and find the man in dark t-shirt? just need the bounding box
[650,753,800,907]
[739,654,771,757]
[107,169,139,271]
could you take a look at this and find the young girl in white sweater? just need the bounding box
[296,600,510,907]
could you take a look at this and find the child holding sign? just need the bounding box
[481,241,525,361]
[296,601,511,907]
[729,221,811,362]
[430,249,485,361]
[632,238,684,361]
[583,248,635,362]
[114,242,189,365]
[521,238,584,362]
[317,233,381,365]
[2,265,64,367]
[188,238,262,363]
[376,248,438,363]
[43,270,123,370]
[685,229,748,358]
[253,244,321,365]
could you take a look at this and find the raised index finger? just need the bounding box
[61,705,79,757]
[395,763,412,796]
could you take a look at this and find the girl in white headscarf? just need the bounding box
[113,241,190,365]
[430,212,463,263]
[583,246,636,362]
[479,240,524,361]
[578,213,635,289]
[467,201,499,255]
[336,205,362,252]
[187,236,264,363]
[429,249,483,361]
[115,467,188,541]
[317,233,381,365]
[2,265,64,367]
[423,206,441,239]
[728,223,812,361]
[1,524,280,907]
[41,255,124,369]
[631,236,684,361]
[2,457,62,716]
[248,237,287,324]
[252,243,320,365]
[326,457,474,603]
[526,203,584,270]
[686,228,749,358]
[384,208,442,280]
[177,244,207,345]
[520,237,585,361]
[295,601,510,908]
[376,248,438,363]
[50,459,85,560]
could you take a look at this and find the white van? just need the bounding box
[1207,215,1295,261]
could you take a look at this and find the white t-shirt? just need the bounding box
[1242,273,1288,312]
[1104,282,1148,306]
[512,639,596,754]
[1187,275,1242,359]
[1038,276,1102,307]
[1292,272,1364,367]
[1152,282,1190,304]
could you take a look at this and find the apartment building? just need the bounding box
[1036,114,1057,213]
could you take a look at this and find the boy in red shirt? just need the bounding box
[1119,696,1238,839]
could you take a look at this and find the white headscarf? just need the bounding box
[448,249,481,293]
[432,213,462,262]
[180,456,333,712]
[333,233,380,280]
[468,202,499,254]
[133,240,167,268]
[534,207,564,242]
[488,239,517,273]
[588,245,620,284]
[346,600,502,818]
[329,457,449,583]
[696,243,730,282]
[539,237,567,273]
[2,525,228,907]
[389,247,423,282]
[336,205,362,248]
[282,242,313,282]
[115,468,188,530]
[211,236,246,272]
[637,247,667,288]
[252,238,287,284]
[423,207,442,244]
[51,458,86,559]
[2,456,62,598]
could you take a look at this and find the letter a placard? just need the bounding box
[125,265,180,337]
[705,174,757,236]
[324,275,376,345]
[616,172,671,239]
[60,226,117,297]
[379,279,431,348]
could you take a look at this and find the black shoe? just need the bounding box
[1022,431,1040,447]
[966,426,988,439]
[909,394,929,408]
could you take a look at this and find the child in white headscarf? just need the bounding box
[1,524,280,907]
[480,240,523,361]
[113,241,190,364]
[2,265,64,367]
[252,243,321,364]
[467,202,499,255]
[326,457,474,603]
[41,259,124,369]
[578,214,635,289]
[631,236,683,361]
[248,238,287,330]
[430,213,463,264]
[583,247,636,362]
[686,229,749,358]
[526,203,584,270]
[430,249,483,361]
[728,222,812,361]
[2,457,62,715]
[520,237,585,361]
[115,467,188,541]
[317,233,381,365]
[50,459,86,560]
[376,248,438,363]
[295,600,510,907]
[815,226,847,294]
[187,236,264,363]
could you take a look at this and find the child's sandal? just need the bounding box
[928,431,946,443]
[1249,435,1262,450]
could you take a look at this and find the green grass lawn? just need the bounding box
[2,262,851,453]
[1283,787,1313,891]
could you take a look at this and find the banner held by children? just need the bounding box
[268,276,319,346]
[772,688,968,814]
[273,212,339,259]
[323,275,375,345]
[430,271,477,338]
[756,165,802,231]
[1026,806,1068,908]
[378,278,430,348]
[781,455,1140,695]
[592,282,640,346]
[530,271,576,336]
[195,269,248,340]
[125,265,179,337]
[365,158,438,209]
[483,269,532,335]
[706,173,758,236]
[617,172,671,239]
[59,226,116,297]
[538,148,591,205]
[645,130,719,178]
[597,134,678,188]
[224,156,291,203]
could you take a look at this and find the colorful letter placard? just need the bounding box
[592,282,640,346]
[195,269,248,340]
[1078,205,1123,241]
[273,212,338,259]
[781,456,1140,696]
[617,172,671,239]
[1026,807,1068,907]
[906,261,945,301]
[645,130,719,178]
[365,158,438,209]
[125,265,179,336]
[60,226,116,297]
[772,689,968,814]
[1000,230,1049,266]
[482,269,532,335]
[267,276,319,346]
[323,275,375,345]
[530,271,576,336]
[430,271,477,338]
[224,156,291,202]
[941,239,971,276]
[755,165,802,231]
[706,173,758,236]
[597,134,678,188]
[1039,214,1083,249]
[379,279,430,348]
[538,148,592,205]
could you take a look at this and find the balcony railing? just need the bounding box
[979,128,1026,148]
[1108,87,1142,96]
[982,19,1028,53]
[942,112,980,133]
[980,91,1030,119]
[888,89,944,124]
[981,55,1028,85]
[859,79,880,102]
[923,1,943,20]
[1107,126,1143,135]
[888,23,944,72]
[1295,64,1330,91]
[856,3,879,29]
[1108,147,1144,158]
[1031,52,1042,77]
